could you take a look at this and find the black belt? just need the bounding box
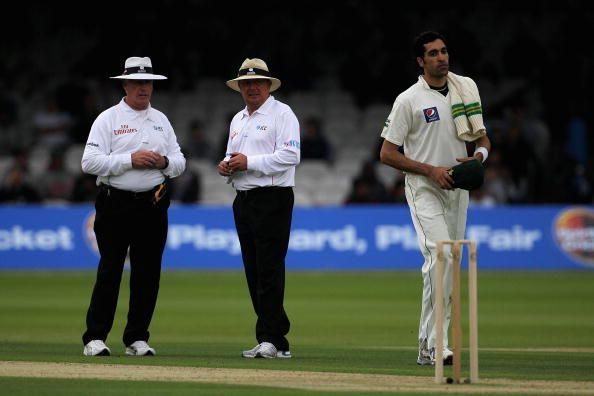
[236,186,288,197]
[101,183,167,203]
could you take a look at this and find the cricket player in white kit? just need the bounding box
[379,31,491,365]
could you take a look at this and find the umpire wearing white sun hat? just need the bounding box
[110,56,168,80]
[81,55,185,358]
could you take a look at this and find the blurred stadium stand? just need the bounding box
[0,1,592,205]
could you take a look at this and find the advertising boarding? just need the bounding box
[0,205,592,270]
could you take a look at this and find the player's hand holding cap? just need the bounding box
[448,159,484,190]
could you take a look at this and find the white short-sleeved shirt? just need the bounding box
[225,95,301,191]
[381,75,467,168]
[81,98,186,192]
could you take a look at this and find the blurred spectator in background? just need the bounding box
[482,150,512,204]
[0,92,18,128]
[0,92,20,154]
[564,113,588,166]
[568,161,592,203]
[170,168,201,203]
[32,92,73,150]
[563,110,591,203]
[215,112,236,163]
[385,176,406,204]
[37,150,74,202]
[300,117,333,164]
[183,118,212,160]
[68,85,101,144]
[469,186,497,207]
[0,165,41,203]
[70,172,98,202]
[6,148,31,174]
[344,160,387,204]
[497,125,537,203]
[371,137,384,163]
[371,137,406,164]
[505,98,550,166]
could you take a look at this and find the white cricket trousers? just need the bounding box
[404,173,469,351]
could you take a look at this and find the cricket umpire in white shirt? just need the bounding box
[81,56,185,357]
[218,58,300,359]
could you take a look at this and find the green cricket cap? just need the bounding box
[448,159,484,191]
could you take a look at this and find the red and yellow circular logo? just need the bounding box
[554,207,594,267]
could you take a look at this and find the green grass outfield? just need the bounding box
[1,270,593,395]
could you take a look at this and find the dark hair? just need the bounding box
[414,31,447,59]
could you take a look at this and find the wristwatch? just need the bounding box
[162,156,169,169]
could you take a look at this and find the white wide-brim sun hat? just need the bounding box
[226,58,281,92]
[110,56,167,80]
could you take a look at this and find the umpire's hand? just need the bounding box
[132,150,166,169]
[228,152,247,172]
[218,159,233,176]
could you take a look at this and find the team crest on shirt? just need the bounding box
[423,107,440,123]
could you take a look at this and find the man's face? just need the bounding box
[417,39,449,78]
[238,79,271,110]
[123,80,153,110]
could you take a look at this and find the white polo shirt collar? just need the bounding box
[240,95,274,118]
[119,98,154,122]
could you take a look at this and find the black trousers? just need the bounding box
[233,187,293,351]
[82,185,169,346]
